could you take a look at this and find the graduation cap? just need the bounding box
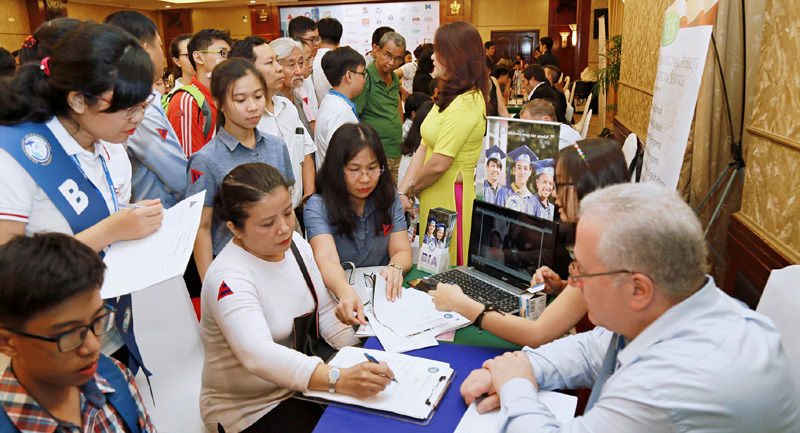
[508,145,538,166]
[427,216,438,225]
[436,223,447,232]
[532,158,555,177]
[485,145,507,162]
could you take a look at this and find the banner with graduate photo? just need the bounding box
[477,117,560,221]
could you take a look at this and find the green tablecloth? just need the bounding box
[507,105,522,114]
[404,266,522,350]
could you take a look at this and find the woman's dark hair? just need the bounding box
[433,21,489,112]
[103,10,158,45]
[417,47,434,74]
[0,233,105,328]
[556,138,628,203]
[403,92,431,120]
[170,33,193,77]
[492,66,510,79]
[18,17,81,65]
[0,22,154,126]
[213,163,291,230]
[0,48,14,77]
[401,100,434,156]
[315,123,396,240]
[210,58,268,131]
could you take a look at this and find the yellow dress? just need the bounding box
[419,90,486,265]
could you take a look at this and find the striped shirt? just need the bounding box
[166,76,218,158]
[0,356,156,433]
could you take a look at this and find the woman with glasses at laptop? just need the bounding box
[0,22,164,363]
[429,139,628,347]
[305,123,413,327]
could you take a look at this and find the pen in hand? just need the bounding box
[364,353,399,383]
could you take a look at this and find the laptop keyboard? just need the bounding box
[431,269,519,314]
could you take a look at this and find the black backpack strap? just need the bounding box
[290,241,320,337]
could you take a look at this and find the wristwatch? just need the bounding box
[328,366,340,394]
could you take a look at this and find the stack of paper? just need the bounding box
[364,274,471,352]
[454,391,578,432]
[302,347,453,420]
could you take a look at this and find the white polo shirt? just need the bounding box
[312,47,333,104]
[258,96,315,208]
[314,91,359,170]
[0,116,131,356]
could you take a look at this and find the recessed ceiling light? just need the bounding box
[165,5,171,7]
[250,0,256,3]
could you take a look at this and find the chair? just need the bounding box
[579,93,593,115]
[564,76,571,91]
[568,81,577,106]
[564,89,571,104]
[565,102,575,123]
[757,266,800,401]
[579,109,592,138]
[622,133,638,167]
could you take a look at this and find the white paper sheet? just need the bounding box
[303,347,453,419]
[454,391,578,432]
[367,307,439,353]
[373,283,471,337]
[101,191,205,298]
[344,265,387,305]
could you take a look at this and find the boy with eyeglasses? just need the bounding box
[0,233,156,432]
[166,28,233,158]
[315,46,367,169]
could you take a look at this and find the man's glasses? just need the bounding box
[296,36,321,45]
[1,306,116,352]
[178,52,189,57]
[344,167,384,179]
[349,70,367,78]
[94,93,155,120]
[568,261,634,282]
[197,49,229,58]
[382,51,405,65]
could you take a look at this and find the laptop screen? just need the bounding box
[468,200,559,290]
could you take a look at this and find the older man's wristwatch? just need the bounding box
[328,366,340,394]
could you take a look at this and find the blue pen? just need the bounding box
[364,353,399,383]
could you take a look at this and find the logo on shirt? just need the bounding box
[217,281,234,301]
[21,134,52,165]
[156,128,169,141]
[191,169,204,183]
[382,224,394,237]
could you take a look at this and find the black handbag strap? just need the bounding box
[290,241,320,338]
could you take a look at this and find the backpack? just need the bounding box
[162,84,213,138]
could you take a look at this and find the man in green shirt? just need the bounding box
[353,31,406,184]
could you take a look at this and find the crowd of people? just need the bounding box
[0,11,797,433]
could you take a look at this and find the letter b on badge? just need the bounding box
[58,179,89,215]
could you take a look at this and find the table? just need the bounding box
[311,267,523,432]
[312,339,509,433]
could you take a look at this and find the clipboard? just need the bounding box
[293,370,456,426]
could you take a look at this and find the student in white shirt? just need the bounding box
[200,162,394,433]
[314,46,367,170]
[0,22,163,363]
[230,36,316,210]
[312,18,342,103]
[520,99,583,150]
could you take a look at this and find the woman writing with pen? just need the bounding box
[200,162,394,433]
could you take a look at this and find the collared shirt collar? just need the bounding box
[617,276,714,367]
[46,117,107,160]
[0,363,116,433]
[328,89,359,120]
[366,61,398,86]
[511,182,532,197]
[215,127,265,152]
[266,94,291,117]
[527,82,544,100]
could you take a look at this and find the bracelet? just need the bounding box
[397,191,406,197]
[409,179,421,195]
[474,304,505,334]
[387,262,402,272]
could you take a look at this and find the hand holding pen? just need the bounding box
[364,353,399,383]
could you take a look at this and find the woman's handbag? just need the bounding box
[290,241,337,363]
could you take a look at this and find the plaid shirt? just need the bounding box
[0,357,156,433]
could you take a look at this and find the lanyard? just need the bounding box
[69,151,120,212]
[328,89,359,121]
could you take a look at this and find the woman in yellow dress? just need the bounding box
[398,21,489,266]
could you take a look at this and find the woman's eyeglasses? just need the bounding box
[93,93,156,119]
[0,306,116,352]
[344,167,385,179]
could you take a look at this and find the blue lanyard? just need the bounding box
[328,89,359,121]
[69,152,120,212]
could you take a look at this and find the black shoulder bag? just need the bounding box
[290,241,337,363]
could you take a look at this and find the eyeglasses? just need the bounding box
[568,261,634,282]
[94,93,155,119]
[197,48,229,58]
[296,36,321,45]
[349,70,367,78]
[344,167,384,179]
[382,51,405,65]
[1,306,116,352]
[178,52,189,57]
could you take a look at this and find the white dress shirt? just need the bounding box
[498,276,800,433]
[312,47,333,104]
[314,91,359,170]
